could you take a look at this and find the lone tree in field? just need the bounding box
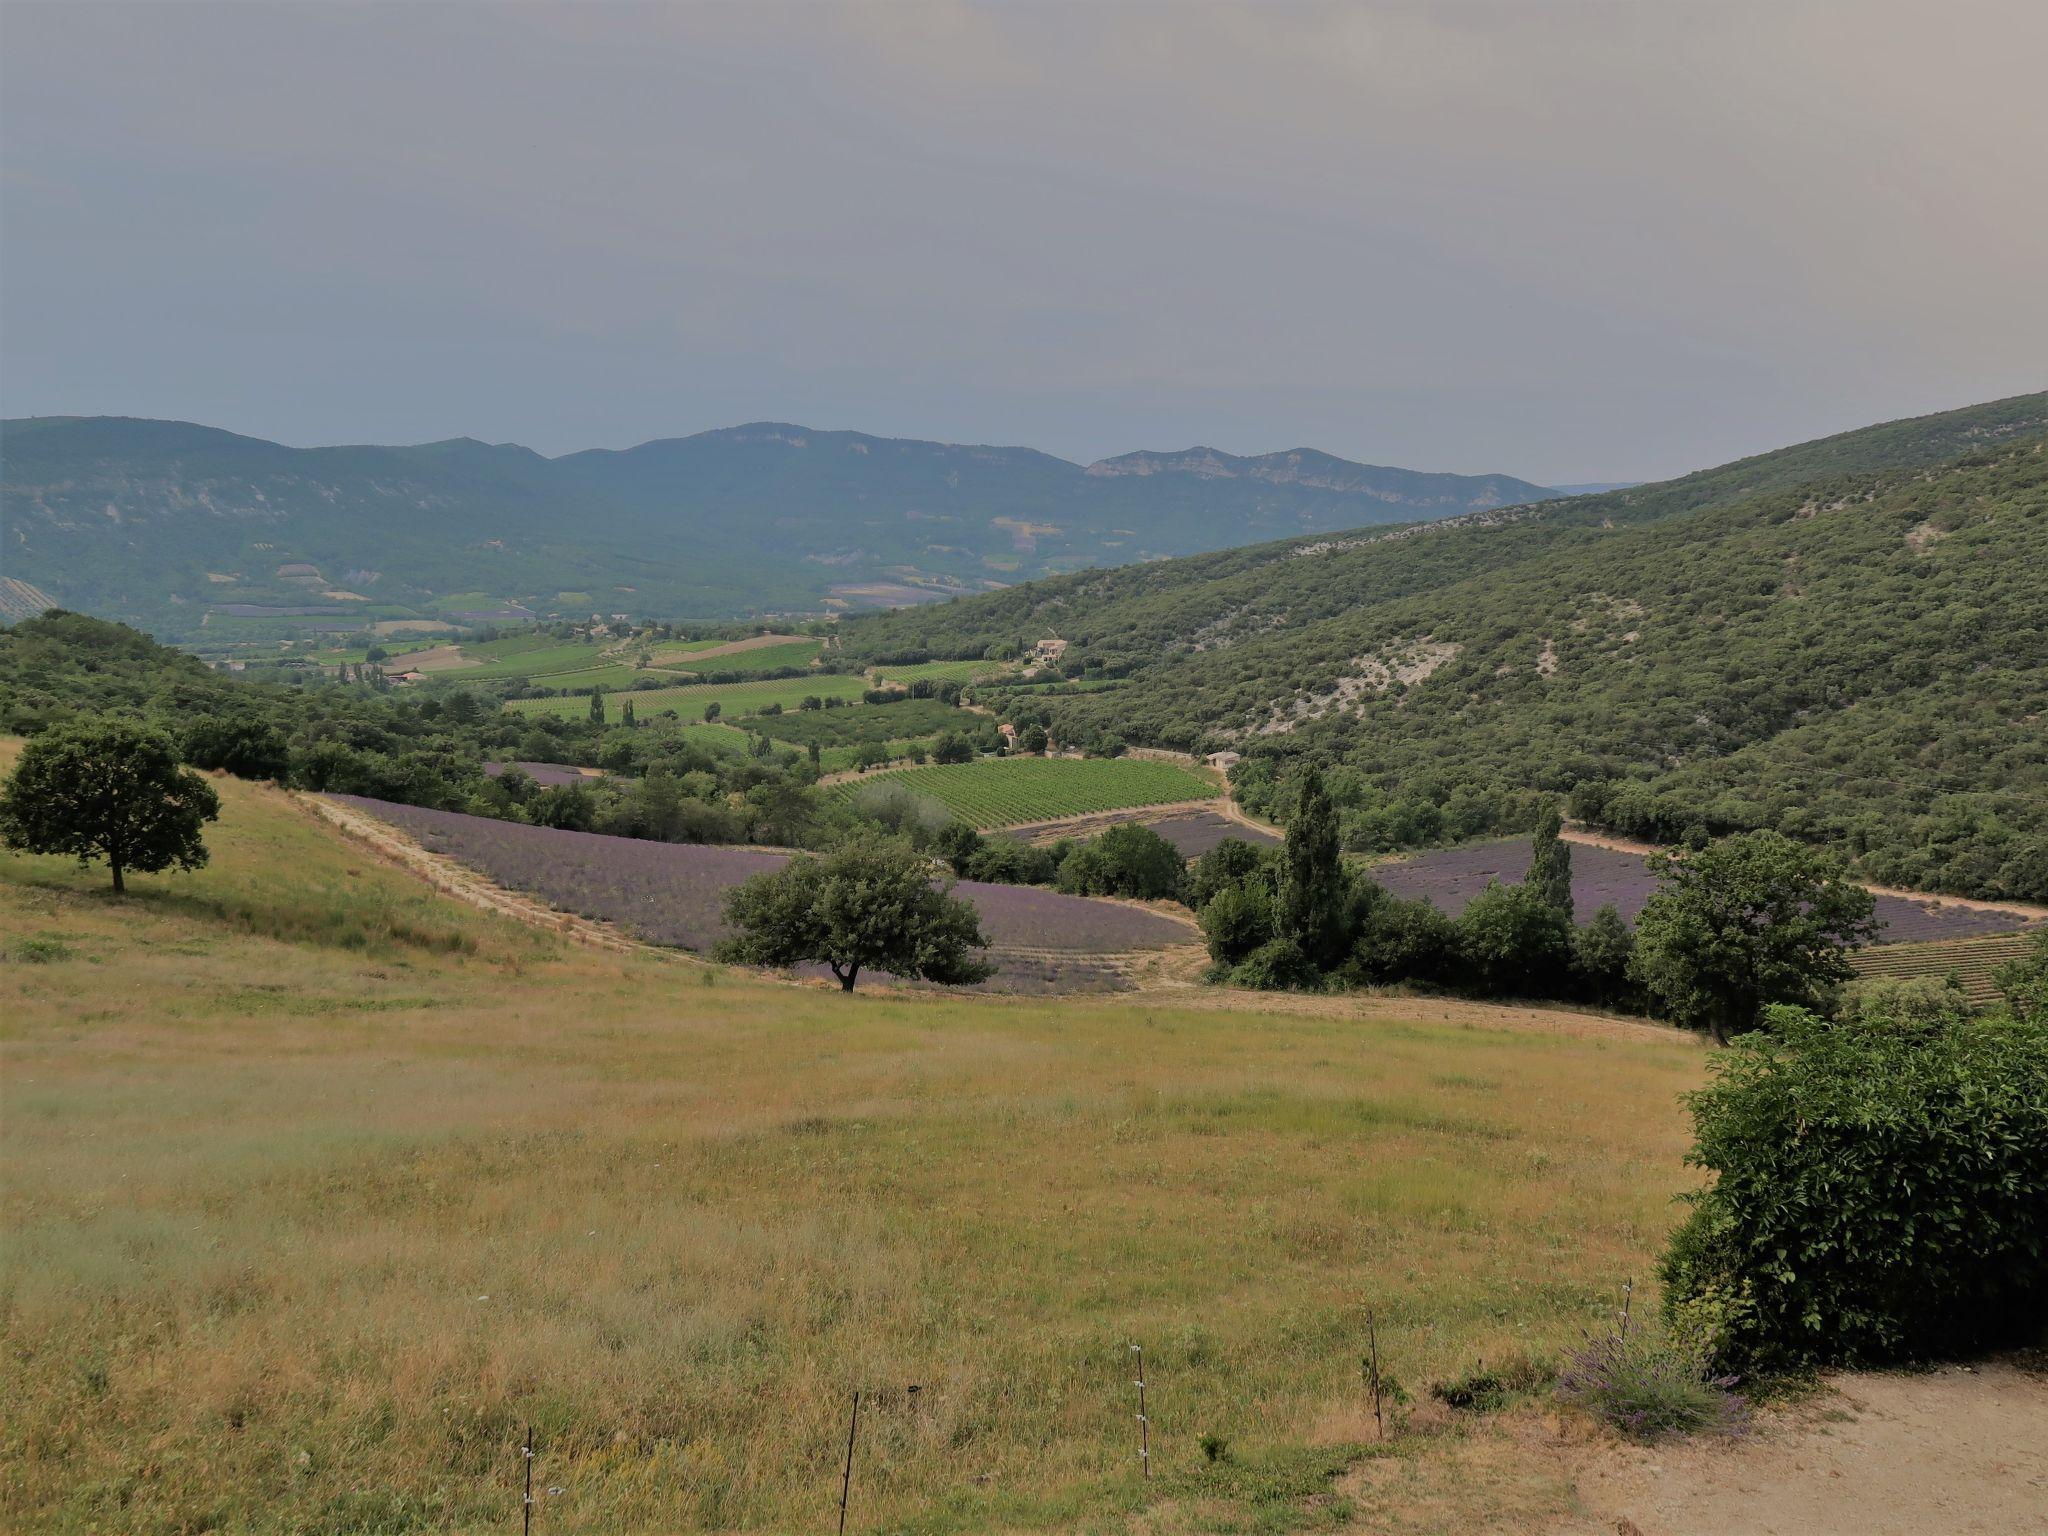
[1527,804,1574,920]
[0,719,221,893]
[589,685,607,725]
[716,835,993,991]
[1630,829,1877,1041]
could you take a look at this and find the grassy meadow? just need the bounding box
[837,756,1219,828]
[1,764,1706,1533]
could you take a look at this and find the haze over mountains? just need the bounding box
[0,415,1559,639]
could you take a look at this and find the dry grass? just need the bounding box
[0,767,1705,1533]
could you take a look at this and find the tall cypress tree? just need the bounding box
[1527,804,1574,921]
[1276,766,1351,969]
[589,685,607,726]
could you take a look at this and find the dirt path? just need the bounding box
[1562,823,2048,923]
[1545,1359,2048,1535]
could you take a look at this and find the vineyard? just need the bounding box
[1848,930,2042,1006]
[503,672,868,721]
[839,756,1217,828]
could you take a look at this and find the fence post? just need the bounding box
[1130,1344,1150,1479]
[1365,1309,1385,1442]
[522,1424,534,1536]
[837,1390,861,1535]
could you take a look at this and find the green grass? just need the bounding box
[529,663,696,693]
[668,638,823,675]
[507,672,869,722]
[836,755,1218,827]
[0,751,1704,1533]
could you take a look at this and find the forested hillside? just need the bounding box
[0,416,1555,639]
[840,395,2048,901]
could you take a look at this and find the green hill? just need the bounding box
[0,416,1557,640]
[839,393,2048,901]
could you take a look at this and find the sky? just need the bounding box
[3,2,2044,485]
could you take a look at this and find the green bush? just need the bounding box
[1661,996,2048,1374]
[1231,936,1319,991]
[1996,929,2048,1023]
[1455,880,1573,994]
[1056,822,1186,902]
[1200,882,1273,968]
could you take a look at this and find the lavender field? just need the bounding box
[1373,836,2040,945]
[1006,808,1281,856]
[481,761,607,788]
[331,797,1193,991]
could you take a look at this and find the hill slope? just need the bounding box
[839,393,2048,901]
[0,415,1556,638]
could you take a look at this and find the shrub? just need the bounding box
[1556,1326,1747,1441]
[1231,935,1318,991]
[1056,823,1186,902]
[1188,837,1269,910]
[1660,998,2048,1374]
[1348,891,1459,986]
[1455,880,1573,994]
[1572,904,1637,1007]
[1428,1352,1551,1413]
[1200,883,1273,968]
[1996,929,2048,1023]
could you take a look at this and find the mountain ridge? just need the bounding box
[0,414,1563,638]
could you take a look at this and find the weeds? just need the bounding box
[1556,1320,1748,1441]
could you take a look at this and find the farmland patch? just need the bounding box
[836,756,1217,828]
[1374,835,2042,945]
[330,797,1195,991]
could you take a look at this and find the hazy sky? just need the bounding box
[3,2,2043,483]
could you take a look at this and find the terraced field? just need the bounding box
[504,672,868,721]
[837,756,1217,828]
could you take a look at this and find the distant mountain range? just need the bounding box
[0,416,1561,639]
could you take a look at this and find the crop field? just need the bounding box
[504,672,868,722]
[525,663,694,692]
[1373,835,2042,945]
[835,756,1217,828]
[1008,807,1280,856]
[482,760,609,788]
[441,638,616,680]
[2,758,1708,1533]
[1848,929,2042,1005]
[330,796,1192,990]
[667,638,822,675]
